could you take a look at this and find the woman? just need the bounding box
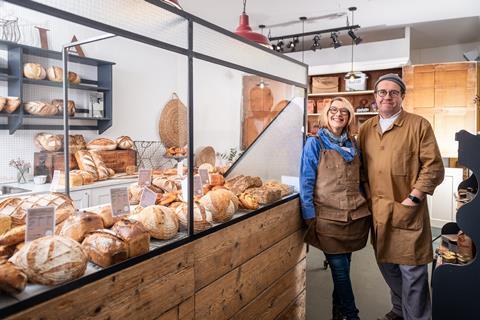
[300,97,371,320]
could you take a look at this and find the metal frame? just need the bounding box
[0,0,308,315]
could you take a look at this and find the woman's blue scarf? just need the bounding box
[318,128,356,162]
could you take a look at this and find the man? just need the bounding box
[358,74,444,320]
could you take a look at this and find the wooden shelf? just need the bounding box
[308,90,374,98]
[23,78,110,92]
[307,113,321,116]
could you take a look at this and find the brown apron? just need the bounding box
[304,137,371,254]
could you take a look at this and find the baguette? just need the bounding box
[90,151,110,181]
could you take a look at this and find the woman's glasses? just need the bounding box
[328,106,349,115]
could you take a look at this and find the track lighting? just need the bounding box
[348,30,362,45]
[274,40,284,52]
[311,35,321,51]
[287,37,299,51]
[330,32,341,49]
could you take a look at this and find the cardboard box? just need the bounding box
[311,76,339,93]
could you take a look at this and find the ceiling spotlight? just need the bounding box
[274,40,284,52]
[348,30,362,45]
[330,32,341,49]
[311,35,321,51]
[287,37,299,52]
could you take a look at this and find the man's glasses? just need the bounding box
[328,106,349,115]
[375,89,401,97]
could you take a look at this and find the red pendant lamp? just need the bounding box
[234,0,270,47]
[162,0,182,10]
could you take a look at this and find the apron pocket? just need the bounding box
[391,201,422,230]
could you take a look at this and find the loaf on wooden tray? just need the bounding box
[34,132,63,152]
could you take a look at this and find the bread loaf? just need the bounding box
[244,187,282,204]
[75,150,99,181]
[5,97,21,113]
[10,235,87,285]
[23,63,46,80]
[111,219,150,258]
[152,178,177,193]
[59,211,104,242]
[0,260,27,294]
[116,136,134,150]
[90,151,110,181]
[58,134,87,153]
[34,132,63,152]
[198,163,215,173]
[68,71,81,84]
[0,244,16,259]
[128,183,143,205]
[73,169,95,185]
[208,173,225,187]
[81,229,128,268]
[86,138,117,151]
[0,225,25,246]
[95,205,120,228]
[130,205,178,240]
[263,181,293,197]
[0,96,6,112]
[52,99,75,116]
[199,189,238,223]
[239,192,259,210]
[59,171,83,187]
[175,203,213,232]
[224,175,263,196]
[0,215,12,235]
[24,101,59,116]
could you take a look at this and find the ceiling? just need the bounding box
[179,0,480,51]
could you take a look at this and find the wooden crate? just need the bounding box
[311,76,338,93]
[34,149,137,182]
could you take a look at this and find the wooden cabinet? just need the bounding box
[403,62,479,157]
[307,68,402,134]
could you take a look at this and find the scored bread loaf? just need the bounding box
[152,178,177,193]
[90,151,110,181]
[58,134,86,154]
[128,183,143,205]
[175,203,213,232]
[9,235,87,285]
[244,186,282,204]
[94,205,120,228]
[0,260,27,294]
[68,71,81,84]
[238,192,259,210]
[51,99,76,116]
[86,138,117,151]
[0,225,25,247]
[224,175,263,196]
[23,63,46,80]
[0,215,12,236]
[73,169,95,185]
[130,205,178,240]
[59,171,83,187]
[34,133,63,152]
[111,219,150,258]
[116,136,134,150]
[75,150,99,181]
[199,189,238,223]
[59,211,104,242]
[82,229,128,268]
[24,101,59,116]
[5,97,21,113]
[46,66,81,84]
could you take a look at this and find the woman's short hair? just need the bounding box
[321,97,356,135]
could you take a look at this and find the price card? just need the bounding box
[140,187,157,208]
[138,169,152,187]
[198,168,210,185]
[193,174,203,196]
[177,160,184,177]
[181,178,188,201]
[26,207,55,242]
[110,187,130,216]
[50,170,61,192]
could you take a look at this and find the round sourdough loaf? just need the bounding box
[86,138,117,151]
[9,236,87,285]
[199,189,238,223]
[59,211,104,242]
[130,205,178,240]
[175,202,213,232]
[116,136,134,149]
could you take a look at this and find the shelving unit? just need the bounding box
[308,90,374,98]
[0,39,115,134]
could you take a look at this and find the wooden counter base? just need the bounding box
[7,198,305,320]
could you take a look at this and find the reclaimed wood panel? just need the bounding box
[194,199,302,290]
[8,244,195,320]
[232,258,306,320]
[276,290,306,320]
[154,296,194,320]
[194,230,306,320]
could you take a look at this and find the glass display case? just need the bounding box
[0,0,307,316]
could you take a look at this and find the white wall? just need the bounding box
[411,41,480,64]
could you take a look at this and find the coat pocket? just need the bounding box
[391,201,422,230]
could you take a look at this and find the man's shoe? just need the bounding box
[377,310,403,320]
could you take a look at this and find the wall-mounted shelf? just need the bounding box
[355,112,378,116]
[308,90,374,97]
[0,39,114,134]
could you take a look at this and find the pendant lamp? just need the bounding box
[161,0,182,10]
[234,0,270,47]
[344,7,361,80]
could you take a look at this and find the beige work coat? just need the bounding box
[358,110,444,265]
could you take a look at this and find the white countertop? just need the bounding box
[0,177,137,199]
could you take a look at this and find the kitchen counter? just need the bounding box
[0,177,138,199]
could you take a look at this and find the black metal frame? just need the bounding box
[1,0,308,316]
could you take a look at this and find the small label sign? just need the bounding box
[138,169,152,187]
[198,168,210,185]
[110,187,130,216]
[181,178,188,201]
[177,160,184,177]
[193,174,203,196]
[26,207,55,242]
[140,187,157,207]
[50,170,61,192]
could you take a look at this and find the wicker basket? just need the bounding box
[158,93,188,148]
